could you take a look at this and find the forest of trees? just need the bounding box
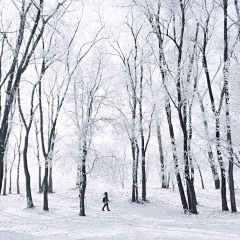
[1,0,240,216]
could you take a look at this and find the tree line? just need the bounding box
[0,0,240,216]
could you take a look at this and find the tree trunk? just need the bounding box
[9,167,12,194]
[156,122,167,188]
[43,156,49,210]
[197,91,220,189]
[165,97,188,212]
[229,159,236,212]
[135,142,139,202]
[216,116,229,211]
[195,160,204,189]
[0,157,2,194]
[43,164,49,211]
[34,121,42,193]
[39,164,42,193]
[131,141,136,202]
[184,131,197,214]
[79,140,87,216]
[188,102,198,210]
[17,149,21,194]
[189,152,197,205]
[3,158,7,195]
[0,134,7,193]
[139,72,146,201]
[9,151,16,194]
[48,159,53,193]
[23,131,34,208]
[223,0,237,213]
[141,153,146,201]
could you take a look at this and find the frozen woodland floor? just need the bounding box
[1,174,240,240]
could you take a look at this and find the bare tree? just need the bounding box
[37,5,104,210]
[0,0,69,194]
[110,12,146,202]
[18,80,39,208]
[200,0,228,211]
[72,53,108,215]
[139,64,154,201]
[223,0,237,212]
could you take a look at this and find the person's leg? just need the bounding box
[102,204,106,211]
[107,203,110,211]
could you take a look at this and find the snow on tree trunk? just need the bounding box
[197,91,220,189]
[43,157,49,211]
[165,97,188,212]
[216,116,229,211]
[79,140,87,216]
[223,0,237,212]
[48,158,53,193]
[156,122,167,189]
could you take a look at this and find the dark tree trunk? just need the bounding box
[9,167,12,194]
[135,142,139,202]
[131,141,136,203]
[223,0,237,212]
[39,164,42,193]
[43,157,49,210]
[131,141,136,202]
[184,132,197,214]
[139,66,147,201]
[79,140,87,216]
[216,116,229,211]
[48,161,53,193]
[17,150,21,194]
[220,167,228,211]
[141,153,146,201]
[0,152,2,194]
[189,154,197,205]
[228,159,236,212]
[188,102,198,209]
[23,131,34,208]
[165,97,188,212]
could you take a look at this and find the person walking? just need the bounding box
[102,192,110,211]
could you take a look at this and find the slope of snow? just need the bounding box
[1,174,240,240]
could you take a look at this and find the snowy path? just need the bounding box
[1,180,240,239]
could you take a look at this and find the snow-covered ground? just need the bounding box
[1,173,240,240]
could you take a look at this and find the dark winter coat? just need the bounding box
[104,192,109,204]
